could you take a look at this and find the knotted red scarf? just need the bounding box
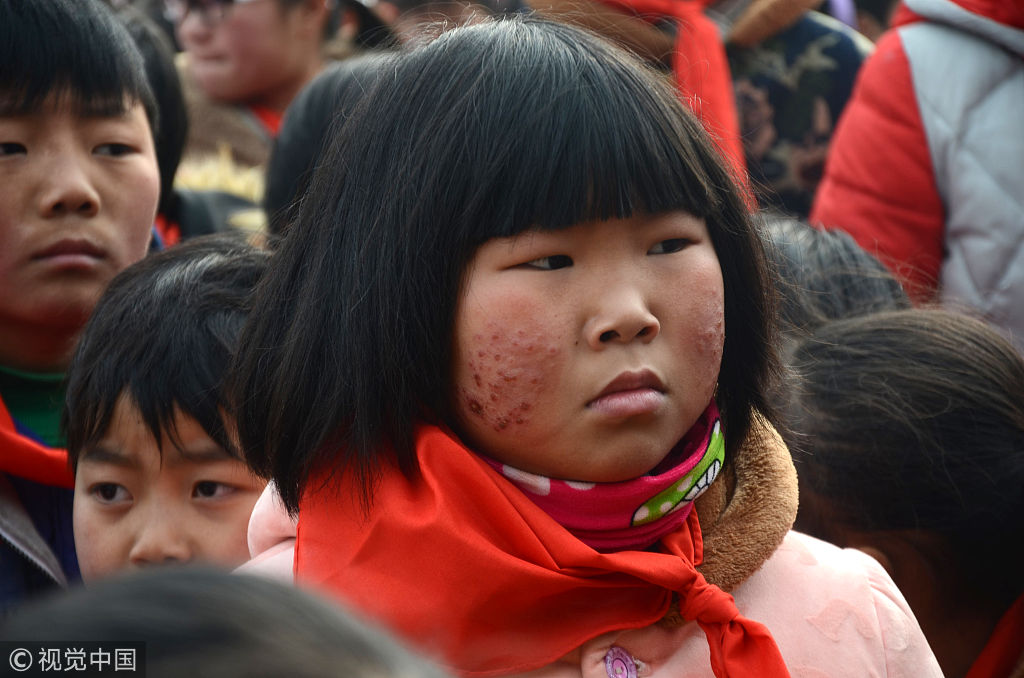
[296,425,790,677]
[592,0,745,176]
[0,396,73,488]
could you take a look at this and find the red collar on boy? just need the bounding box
[0,396,73,488]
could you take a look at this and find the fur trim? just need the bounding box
[694,414,798,591]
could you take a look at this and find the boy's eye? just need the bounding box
[193,481,235,499]
[93,143,135,157]
[648,238,691,255]
[524,255,573,270]
[0,142,27,155]
[90,483,131,504]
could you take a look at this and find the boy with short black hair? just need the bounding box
[65,233,269,581]
[0,0,160,611]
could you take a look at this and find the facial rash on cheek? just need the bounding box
[694,297,726,401]
[459,327,558,433]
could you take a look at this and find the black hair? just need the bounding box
[0,566,453,678]
[64,232,269,468]
[115,4,189,219]
[782,308,1024,604]
[232,16,779,512]
[854,0,898,26]
[0,0,158,138]
[763,214,910,341]
[264,53,393,237]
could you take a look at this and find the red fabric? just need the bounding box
[296,425,790,678]
[809,27,945,301]
[966,594,1024,678]
[943,0,1024,29]
[593,0,745,179]
[0,396,73,488]
[154,213,181,247]
[248,105,284,138]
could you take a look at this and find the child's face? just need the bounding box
[0,101,158,368]
[73,395,266,582]
[452,211,725,482]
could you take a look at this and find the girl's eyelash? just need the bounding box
[524,255,573,270]
[0,142,26,155]
[649,238,691,254]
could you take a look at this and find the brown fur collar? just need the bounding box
[693,414,798,592]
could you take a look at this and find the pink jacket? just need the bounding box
[243,417,942,678]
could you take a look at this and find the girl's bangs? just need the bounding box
[447,30,721,244]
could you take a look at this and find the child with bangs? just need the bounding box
[0,0,160,612]
[233,16,942,678]
[65,233,268,582]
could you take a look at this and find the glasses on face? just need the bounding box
[163,0,264,26]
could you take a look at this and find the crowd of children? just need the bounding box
[1,0,1021,677]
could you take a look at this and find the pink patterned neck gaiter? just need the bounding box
[483,401,724,552]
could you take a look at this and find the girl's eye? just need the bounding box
[649,238,691,255]
[90,483,131,504]
[0,142,27,155]
[524,255,573,270]
[93,143,135,157]
[193,481,235,499]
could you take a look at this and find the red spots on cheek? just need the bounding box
[458,327,559,433]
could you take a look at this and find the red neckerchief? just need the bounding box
[0,395,73,488]
[966,593,1024,678]
[296,424,790,677]
[591,0,745,177]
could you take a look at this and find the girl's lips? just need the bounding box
[587,369,667,417]
[587,388,666,418]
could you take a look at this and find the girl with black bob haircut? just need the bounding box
[781,308,1024,678]
[234,16,941,678]
[0,0,157,144]
[235,16,775,509]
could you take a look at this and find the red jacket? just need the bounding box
[811,0,1024,306]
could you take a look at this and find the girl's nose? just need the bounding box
[38,158,100,219]
[584,288,660,349]
[127,512,194,568]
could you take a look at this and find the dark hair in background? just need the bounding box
[763,214,910,342]
[0,566,454,678]
[114,3,189,219]
[64,232,269,467]
[264,53,393,237]
[782,308,1024,605]
[231,16,780,512]
[0,0,158,139]
[854,0,898,25]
